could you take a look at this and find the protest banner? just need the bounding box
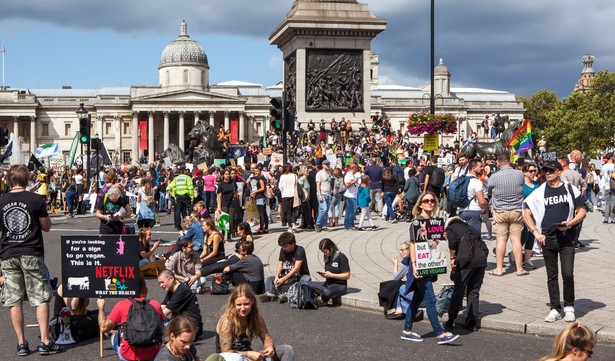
[214,159,226,167]
[262,148,273,155]
[61,235,139,298]
[411,218,448,276]
[245,198,259,219]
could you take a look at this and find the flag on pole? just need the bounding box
[28,154,44,171]
[506,118,534,155]
[67,132,79,167]
[0,134,13,163]
[34,142,61,158]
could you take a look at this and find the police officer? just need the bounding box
[168,167,194,231]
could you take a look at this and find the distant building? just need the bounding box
[0,20,524,166]
[573,53,596,94]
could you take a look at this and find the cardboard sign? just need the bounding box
[197,162,208,171]
[270,153,283,166]
[411,218,448,276]
[61,235,140,298]
[424,134,439,151]
[245,198,259,219]
[262,148,273,155]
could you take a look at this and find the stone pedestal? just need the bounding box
[269,0,386,125]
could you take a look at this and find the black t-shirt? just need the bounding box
[248,176,266,200]
[163,282,203,335]
[324,252,350,286]
[216,180,237,208]
[97,194,129,234]
[278,245,310,277]
[139,241,150,261]
[542,183,584,247]
[0,191,49,259]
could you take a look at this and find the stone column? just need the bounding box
[179,111,185,150]
[30,116,36,153]
[13,116,19,140]
[148,112,155,164]
[239,112,245,143]
[194,111,200,126]
[209,111,214,127]
[224,111,230,131]
[132,112,139,161]
[115,116,121,161]
[163,111,170,150]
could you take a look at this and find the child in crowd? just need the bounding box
[357,175,377,231]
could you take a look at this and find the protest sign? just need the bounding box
[61,235,140,298]
[197,162,208,171]
[270,153,283,166]
[424,134,439,151]
[262,148,273,155]
[245,198,259,219]
[411,218,448,276]
[214,159,226,167]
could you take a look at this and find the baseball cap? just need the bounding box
[322,160,330,166]
[543,161,562,171]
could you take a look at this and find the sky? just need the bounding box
[1,0,613,98]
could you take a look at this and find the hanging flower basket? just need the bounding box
[406,113,458,135]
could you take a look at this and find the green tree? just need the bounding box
[525,89,559,136]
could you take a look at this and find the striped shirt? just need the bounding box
[487,166,524,210]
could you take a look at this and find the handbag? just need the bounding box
[211,275,229,295]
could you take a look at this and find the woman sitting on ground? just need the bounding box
[200,217,225,267]
[305,238,350,307]
[154,315,200,361]
[538,322,596,361]
[215,284,295,361]
[138,227,160,267]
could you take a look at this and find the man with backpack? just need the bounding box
[97,276,165,361]
[423,156,445,197]
[455,160,489,233]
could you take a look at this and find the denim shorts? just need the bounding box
[1,255,52,307]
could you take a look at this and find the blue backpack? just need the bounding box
[448,175,474,209]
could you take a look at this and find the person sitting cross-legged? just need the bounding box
[158,270,204,339]
[165,238,206,294]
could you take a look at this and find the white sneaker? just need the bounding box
[564,306,576,322]
[545,309,562,323]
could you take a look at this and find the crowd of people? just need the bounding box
[1,113,613,358]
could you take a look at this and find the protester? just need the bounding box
[523,159,586,323]
[400,192,459,345]
[201,217,225,267]
[343,164,360,229]
[215,284,295,361]
[158,270,204,338]
[138,227,161,267]
[357,175,378,231]
[165,238,205,293]
[0,164,66,356]
[315,160,332,232]
[305,238,350,307]
[154,315,200,361]
[223,241,265,294]
[96,186,132,234]
[537,322,596,361]
[458,159,489,233]
[137,178,157,229]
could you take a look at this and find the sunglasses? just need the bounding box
[526,169,536,173]
[543,168,558,174]
[421,198,437,204]
[581,348,593,357]
[399,248,409,252]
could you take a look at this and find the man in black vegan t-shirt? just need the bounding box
[523,160,586,323]
[0,164,65,355]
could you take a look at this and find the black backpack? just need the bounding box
[287,280,318,310]
[429,167,445,188]
[123,299,163,347]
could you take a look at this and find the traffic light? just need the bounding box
[270,97,283,131]
[79,116,90,144]
[0,127,9,146]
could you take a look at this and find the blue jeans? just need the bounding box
[460,210,482,234]
[397,284,414,314]
[316,194,331,228]
[343,196,357,228]
[111,333,129,361]
[384,191,396,221]
[329,194,342,218]
[65,190,77,216]
[403,277,443,335]
[158,192,167,211]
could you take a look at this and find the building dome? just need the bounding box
[434,58,450,77]
[159,20,208,70]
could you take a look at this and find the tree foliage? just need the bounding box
[523,71,615,158]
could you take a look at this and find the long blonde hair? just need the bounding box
[220,284,263,340]
[537,322,596,361]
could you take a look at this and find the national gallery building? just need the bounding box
[0,19,524,166]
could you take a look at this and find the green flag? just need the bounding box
[66,132,79,167]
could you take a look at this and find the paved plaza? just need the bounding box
[251,209,615,343]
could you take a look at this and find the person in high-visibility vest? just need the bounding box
[168,167,194,230]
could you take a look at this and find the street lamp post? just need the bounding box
[430,0,435,115]
[75,103,90,191]
[94,132,100,193]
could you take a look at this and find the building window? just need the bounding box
[165,70,170,86]
[65,123,71,137]
[105,122,112,135]
[42,123,49,137]
[183,70,189,85]
[123,151,131,163]
[123,122,130,135]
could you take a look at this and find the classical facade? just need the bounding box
[0,15,525,166]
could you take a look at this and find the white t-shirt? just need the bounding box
[459,176,484,211]
[343,172,360,198]
[602,163,614,190]
[74,174,83,185]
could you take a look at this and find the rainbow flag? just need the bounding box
[506,118,534,155]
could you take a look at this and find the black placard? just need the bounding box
[61,235,140,298]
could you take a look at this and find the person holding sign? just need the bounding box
[96,187,132,235]
[401,192,459,345]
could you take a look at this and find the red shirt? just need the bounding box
[108,298,165,361]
